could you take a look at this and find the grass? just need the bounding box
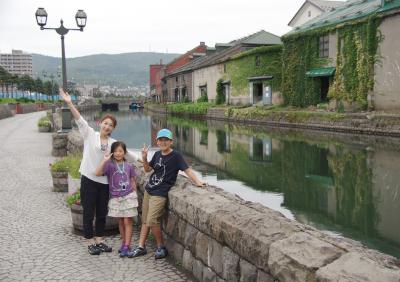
[226,105,346,122]
[166,102,214,115]
[0,97,56,104]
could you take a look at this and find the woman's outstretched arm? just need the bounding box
[59,88,81,121]
[59,88,93,139]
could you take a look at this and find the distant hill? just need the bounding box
[32,52,180,87]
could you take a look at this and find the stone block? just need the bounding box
[165,237,184,262]
[182,249,194,272]
[203,267,217,282]
[222,246,239,281]
[209,238,223,276]
[195,232,209,265]
[165,211,179,237]
[177,216,187,244]
[239,259,257,282]
[52,132,68,149]
[51,148,67,157]
[184,223,198,254]
[256,270,274,282]
[268,233,344,282]
[67,129,83,154]
[193,258,204,282]
[315,252,400,282]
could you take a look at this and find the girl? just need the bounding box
[59,88,135,255]
[95,141,138,257]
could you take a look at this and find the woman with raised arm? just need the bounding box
[60,88,135,255]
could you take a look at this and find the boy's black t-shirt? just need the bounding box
[145,150,189,197]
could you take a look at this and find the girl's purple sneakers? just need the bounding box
[119,245,131,257]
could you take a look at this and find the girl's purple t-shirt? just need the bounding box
[103,160,136,198]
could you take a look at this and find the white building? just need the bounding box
[0,50,33,76]
[288,0,345,28]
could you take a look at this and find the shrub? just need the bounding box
[50,154,82,178]
[197,93,208,103]
[167,102,213,115]
[38,116,51,127]
[215,79,225,105]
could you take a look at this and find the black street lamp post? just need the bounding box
[35,7,87,131]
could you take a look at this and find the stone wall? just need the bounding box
[146,105,400,138]
[133,163,400,282]
[0,104,13,120]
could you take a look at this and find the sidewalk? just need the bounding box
[0,112,191,281]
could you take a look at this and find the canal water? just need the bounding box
[83,109,400,258]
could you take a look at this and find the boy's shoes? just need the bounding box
[96,242,112,253]
[154,246,168,259]
[128,246,147,258]
[88,244,101,255]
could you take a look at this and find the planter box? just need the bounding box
[51,170,68,192]
[70,203,119,231]
[68,174,80,195]
[38,125,51,132]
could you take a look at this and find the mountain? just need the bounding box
[32,52,180,87]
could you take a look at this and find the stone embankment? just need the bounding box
[146,104,400,138]
[64,123,400,282]
[133,167,400,282]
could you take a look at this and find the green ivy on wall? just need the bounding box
[282,33,329,107]
[328,17,382,109]
[282,15,382,109]
[224,45,283,98]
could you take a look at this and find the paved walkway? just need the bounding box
[0,112,191,281]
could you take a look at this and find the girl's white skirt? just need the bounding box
[108,191,138,218]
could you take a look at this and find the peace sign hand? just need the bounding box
[103,153,113,162]
[141,143,149,161]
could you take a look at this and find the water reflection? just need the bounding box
[82,110,400,258]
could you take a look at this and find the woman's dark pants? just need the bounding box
[80,175,109,239]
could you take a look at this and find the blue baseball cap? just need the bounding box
[157,128,173,140]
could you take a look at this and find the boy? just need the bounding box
[130,128,205,259]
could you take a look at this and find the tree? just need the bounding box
[0,66,8,97]
[43,80,53,101]
[18,75,34,99]
[10,75,19,99]
[34,78,44,101]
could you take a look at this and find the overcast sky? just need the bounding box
[2,0,312,58]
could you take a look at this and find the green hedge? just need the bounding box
[167,102,214,115]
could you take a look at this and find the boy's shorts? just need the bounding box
[141,191,167,226]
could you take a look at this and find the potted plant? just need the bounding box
[66,189,119,232]
[49,158,69,192]
[38,116,52,132]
